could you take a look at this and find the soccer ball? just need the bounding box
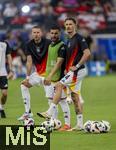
[90,121,101,133]
[92,121,111,133]
[84,120,111,133]
[84,120,93,133]
[24,118,34,127]
[94,121,106,133]
[41,119,54,132]
[53,119,62,130]
[41,118,62,131]
[101,120,111,132]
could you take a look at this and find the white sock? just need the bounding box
[48,99,58,119]
[59,99,70,126]
[76,114,83,128]
[0,104,3,110]
[47,103,57,117]
[21,84,31,114]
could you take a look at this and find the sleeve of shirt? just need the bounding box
[6,42,12,55]
[58,44,66,59]
[78,35,89,51]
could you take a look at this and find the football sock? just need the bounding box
[47,103,57,117]
[21,84,31,114]
[48,99,52,106]
[48,99,58,119]
[0,104,3,110]
[59,99,70,126]
[76,114,83,128]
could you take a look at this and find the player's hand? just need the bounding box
[7,71,14,79]
[70,66,78,72]
[44,77,51,85]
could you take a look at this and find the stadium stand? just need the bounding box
[0,0,116,76]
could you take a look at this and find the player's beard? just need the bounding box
[34,37,41,44]
[51,37,58,43]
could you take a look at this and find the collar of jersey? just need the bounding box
[51,40,61,47]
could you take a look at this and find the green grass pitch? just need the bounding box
[0,74,116,150]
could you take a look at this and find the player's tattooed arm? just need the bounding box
[70,48,91,72]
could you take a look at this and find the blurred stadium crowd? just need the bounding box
[0,0,116,77]
[1,0,116,31]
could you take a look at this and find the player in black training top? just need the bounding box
[18,26,50,121]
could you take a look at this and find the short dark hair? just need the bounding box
[50,24,61,31]
[64,17,76,24]
[32,25,42,30]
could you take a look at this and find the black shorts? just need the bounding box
[0,76,8,89]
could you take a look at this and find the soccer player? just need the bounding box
[37,25,71,130]
[0,41,13,118]
[18,26,50,120]
[37,17,91,131]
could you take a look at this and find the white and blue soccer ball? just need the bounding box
[90,121,101,133]
[41,118,62,132]
[41,119,54,132]
[84,120,93,133]
[101,120,111,132]
[53,119,62,130]
[84,120,111,133]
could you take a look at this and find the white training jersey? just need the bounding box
[0,41,11,76]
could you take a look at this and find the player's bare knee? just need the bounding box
[2,91,7,97]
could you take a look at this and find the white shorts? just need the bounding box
[60,68,87,94]
[28,72,44,86]
[44,82,66,99]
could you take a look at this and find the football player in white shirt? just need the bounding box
[0,41,13,118]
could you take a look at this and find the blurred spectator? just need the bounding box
[40,3,58,30]
[107,11,116,22]
[11,13,31,25]
[0,3,3,11]
[62,0,78,6]
[50,0,59,7]
[30,6,41,16]
[92,0,103,13]
[77,11,106,31]
[3,2,18,17]
[5,30,27,78]
[80,28,93,49]
[0,11,4,25]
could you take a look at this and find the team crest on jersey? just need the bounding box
[82,38,86,42]
[36,47,40,52]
